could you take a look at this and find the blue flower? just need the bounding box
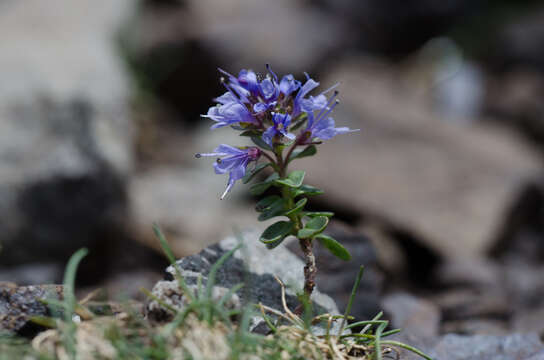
[306,115,358,141]
[303,101,358,143]
[203,102,256,129]
[293,75,338,116]
[196,145,261,199]
[262,112,296,147]
[279,74,301,96]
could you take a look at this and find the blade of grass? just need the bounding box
[61,248,88,359]
[205,244,242,299]
[140,288,178,314]
[217,283,244,308]
[204,244,242,324]
[360,311,383,334]
[63,248,88,322]
[380,340,433,360]
[344,319,388,331]
[373,321,388,360]
[338,265,364,335]
[153,223,194,302]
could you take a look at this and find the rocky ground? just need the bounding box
[1,0,544,358]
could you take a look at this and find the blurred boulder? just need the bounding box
[0,264,63,286]
[489,179,544,264]
[432,288,511,335]
[485,70,544,152]
[493,8,544,72]
[0,0,135,266]
[395,333,544,360]
[128,125,262,256]
[313,0,476,57]
[122,0,347,123]
[382,293,441,338]
[301,57,542,259]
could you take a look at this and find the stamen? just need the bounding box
[221,79,247,108]
[316,100,339,123]
[315,91,339,122]
[218,68,235,79]
[195,153,202,158]
[266,63,278,82]
[216,158,222,163]
[320,84,339,96]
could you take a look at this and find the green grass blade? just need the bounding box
[217,283,244,308]
[373,321,388,360]
[205,244,242,300]
[63,248,88,322]
[338,265,364,335]
[153,223,194,302]
[380,340,433,360]
[360,311,383,334]
[344,319,388,331]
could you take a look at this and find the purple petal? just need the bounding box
[301,94,328,112]
[262,126,277,147]
[214,155,245,174]
[295,78,319,102]
[215,92,237,105]
[279,75,301,96]
[253,102,268,113]
[260,78,277,99]
[214,144,245,155]
[220,158,249,200]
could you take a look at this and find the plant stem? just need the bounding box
[276,141,316,300]
[299,237,316,296]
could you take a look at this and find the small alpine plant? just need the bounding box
[197,65,359,299]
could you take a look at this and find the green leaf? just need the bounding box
[259,221,294,249]
[258,198,287,221]
[239,130,262,137]
[250,182,271,196]
[249,174,279,196]
[297,216,328,239]
[275,170,305,188]
[288,145,317,163]
[293,184,324,197]
[304,211,334,218]
[255,195,281,212]
[251,136,272,151]
[242,163,271,184]
[285,198,307,216]
[316,234,351,261]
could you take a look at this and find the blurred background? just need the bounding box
[1,0,544,336]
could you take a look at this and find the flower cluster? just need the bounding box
[198,65,358,198]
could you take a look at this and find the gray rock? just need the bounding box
[0,283,63,336]
[124,0,347,123]
[395,333,544,360]
[0,264,63,285]
[314,0,473,56]
[435,258,501,289]
[430,333,544,360]
[432,289,511,327]
[301,58,541,259]
[496,8,544,72]
[146,230,340,331]
[382,293,441,338]
[0,0,134,265]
